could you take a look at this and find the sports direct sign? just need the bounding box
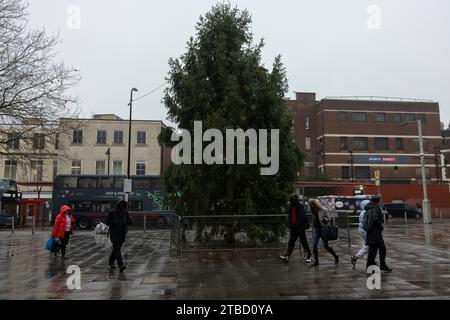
[353,155,409,164]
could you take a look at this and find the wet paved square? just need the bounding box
[0,220,449,300]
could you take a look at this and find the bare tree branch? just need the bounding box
[0,0,81,165]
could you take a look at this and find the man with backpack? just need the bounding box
[363,195,392,272]
[279,194,312,263]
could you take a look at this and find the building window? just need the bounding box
[374,137,389,151]
[114,130,124,144]
[53,160,58,179]
[341,166,350,179]
[96,130,107,145]
[375,113,385,122]
[137,131,147,144]
[403,113,415,123]
[6,133,20,150]
[395,138,404,151]
[352,112,367,122]
[355,167,370,180]
[394,113,402,123]
[71,160,81,175]
[352,137,368,151]
[4,160,17,180]
[136,161,146,176]
[113,160,123,175]
[304,161,314,168]
[339,112,347,121]
[30,160,44,182]
[305,138,311,150]
[73,129,83,144]
[340,137,348,151]
[33,133,45,149]
[96,160,106,175]
[416,114,426,123]
[305,117,310,130]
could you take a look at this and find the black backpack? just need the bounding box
[363,208,375,232]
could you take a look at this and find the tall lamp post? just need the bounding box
[349,150,354,182]
[127,88,138,179]
[105,148,111,175]
[400,120,432,224]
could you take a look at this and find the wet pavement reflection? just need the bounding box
[0,220,449,300]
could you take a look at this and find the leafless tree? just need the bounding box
[0,0,81,163]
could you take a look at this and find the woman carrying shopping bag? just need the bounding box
[309,199,339,267]
[51,205,75,258]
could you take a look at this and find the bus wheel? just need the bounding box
[78,218,91,230]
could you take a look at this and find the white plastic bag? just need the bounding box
[95,222,109,234]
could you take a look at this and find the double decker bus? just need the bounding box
[0,178,21,226]
[52,175,172,229]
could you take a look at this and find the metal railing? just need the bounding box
[323,96,434,103]
[172,212,356,258]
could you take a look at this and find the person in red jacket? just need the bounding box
[51,205,75,258]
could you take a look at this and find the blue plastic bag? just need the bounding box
[45,237,54,251]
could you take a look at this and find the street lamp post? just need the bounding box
[127,88,138,179]
[126,88,138,203]
[105,148,111,175]
[349,150,354,182]
[417,119,432,224]
[400,120,432,224]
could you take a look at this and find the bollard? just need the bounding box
[347,211,351,248]
[11,216,14,234]
[404,210,408,227]
[32,215,35,235]
[143,215,146,233]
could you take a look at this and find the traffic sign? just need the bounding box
[124,179,132,193]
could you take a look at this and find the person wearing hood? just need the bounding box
[106,200,132,272]
[51,205,75,258]
[309,198,339,266]
[279,194,312,263]
[351,199,371,267]
[364,196,392,272]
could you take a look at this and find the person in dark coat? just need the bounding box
[279,194,312,263]
[365,196,392,272]
[106,200,132,272]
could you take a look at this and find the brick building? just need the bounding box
[288,92,444,184]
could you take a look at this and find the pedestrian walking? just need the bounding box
[310,199,339,266]
[279,194,312,263]
[364,196,392,272]
[106,200,132,272]
[351,199,371,267]
[51,204,75,258]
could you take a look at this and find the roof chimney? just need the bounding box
[295,92,316,106]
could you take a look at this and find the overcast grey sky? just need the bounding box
[27,0,450,127]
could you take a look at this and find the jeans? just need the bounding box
[312,229,338,263]
[286,226,312,258]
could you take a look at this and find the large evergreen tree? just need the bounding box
[159,4,303,224]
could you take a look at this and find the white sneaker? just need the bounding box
[306,257,312,263]
[279,255,290,263]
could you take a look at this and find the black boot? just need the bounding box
[329,247,339,264]
[312,248,319,266]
